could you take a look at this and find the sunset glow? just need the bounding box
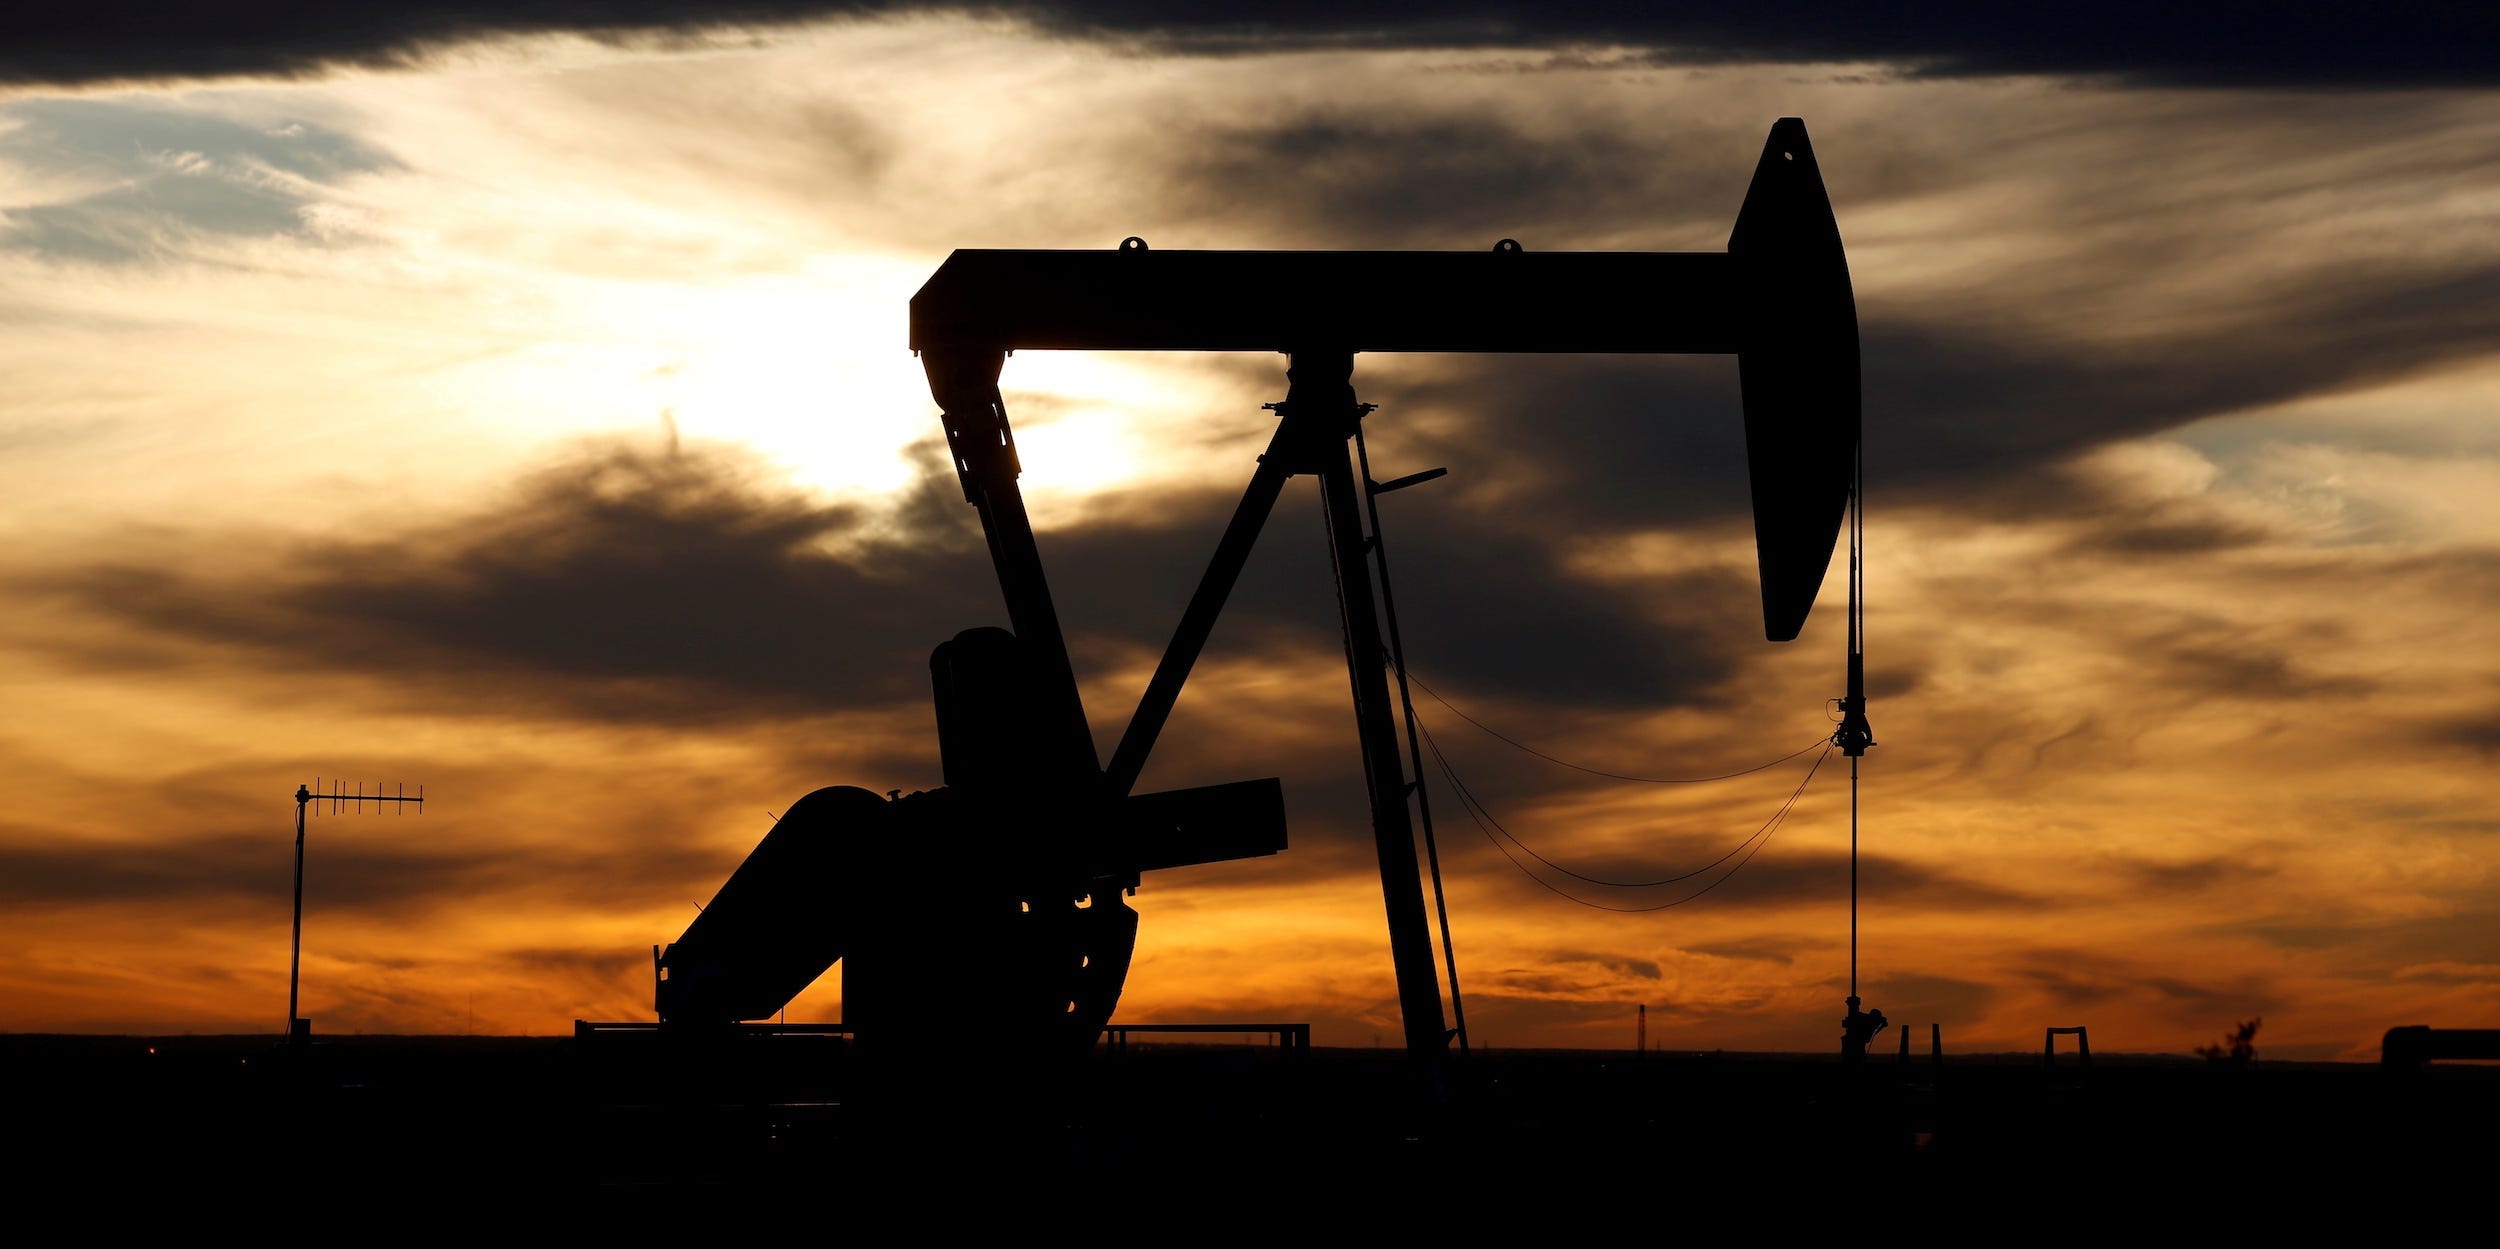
[6,13,2498,1061]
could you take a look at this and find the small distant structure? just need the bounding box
[1895,1022,1945,1066]
[1637,1004,1646,1056]
[2044,1025,2091,1067]
[2381,1025,2500,1070]
[1101,1023,1310,1059]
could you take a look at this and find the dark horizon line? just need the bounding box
[0,1029,2386,1064]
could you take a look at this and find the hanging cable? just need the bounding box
[1430,732,1833,912]
[1354,421,1469,1055]
[1430,726,1826,902]
[1408,673,1826,784]
[1417,718,1820,889]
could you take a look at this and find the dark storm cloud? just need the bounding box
[1548,948,1664,980]
[2161,644,2371,702]
[9,3,2499,89]
[1685,937,1795,966]
[2391,962,2500,987]
[0,3,869,87]
[23,434,1743,724]
[498,945,665,1015]
[1867,972,1997,1022]
[1045,4,2500,89]
[0,829,299,909]
[1121,86,2500,538]
[0,822,727,917]
[2017,964,2126,1007]
[2116,855,2278,896]
[1708,848,2046,913]
[2063,508,2275,558]
[2433,711,2500,755]
[1170,115,1688,249]
[2016,950,2279,1020]
[1139,108,2484,538]
[1367,357,1753,530]
[1360,261,2500,535]
[24,441,995,723]
[0,746,815,946]
[1869,264,2500,510]
[1327,495,1758,709]
[1457,843,2042,916]
[2240,899,2500,969]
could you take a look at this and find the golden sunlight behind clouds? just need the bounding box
[3,15,2497,1058]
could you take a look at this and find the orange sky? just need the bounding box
[4,14,2498,1058]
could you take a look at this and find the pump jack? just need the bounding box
[654,118,1859,1096]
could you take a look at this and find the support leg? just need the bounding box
[1295,349,1450,1078]
[1105,443,1295,797]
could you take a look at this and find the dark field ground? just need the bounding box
[10,1031,2495,1227]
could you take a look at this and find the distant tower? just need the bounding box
[1637,1003,1647,1055]
[289,779,425,1044]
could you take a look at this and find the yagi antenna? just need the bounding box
[286,777,429,1044]
[307,777,426,816]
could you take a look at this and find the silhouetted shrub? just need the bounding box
[2194,1017,2261,1067]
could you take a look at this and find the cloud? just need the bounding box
[0,801,748,921]
[1862,266,2500,516]
[2433,710,2500,755]
[19,439,993,724]
[1685,937,1795,966]
[11,5,2500,90]
[0,4,886,89]
[2240,900,2500,971]
[2012,948,2281,1026]
[2391,961,2500,987]
[18,31,2499,550]
[1132,93,2500,542]
[2114,854,2279,896]
[1866,972,1997,1023]
[1455,841,2045,916]
[1166,113,1681,249]
[0,97,401,261]
[1042,5,2500,89]
[19,431,1765,728]
[1549,948,1664,980]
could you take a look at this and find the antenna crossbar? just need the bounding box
[299,778,427,815]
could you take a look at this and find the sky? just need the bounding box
[3,7,2497,1058]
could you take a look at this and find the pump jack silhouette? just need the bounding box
[653,118,1859,1098]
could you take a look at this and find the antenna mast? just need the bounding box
[289,779,425,1044]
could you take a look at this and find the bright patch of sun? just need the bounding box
[615,259,934,496]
